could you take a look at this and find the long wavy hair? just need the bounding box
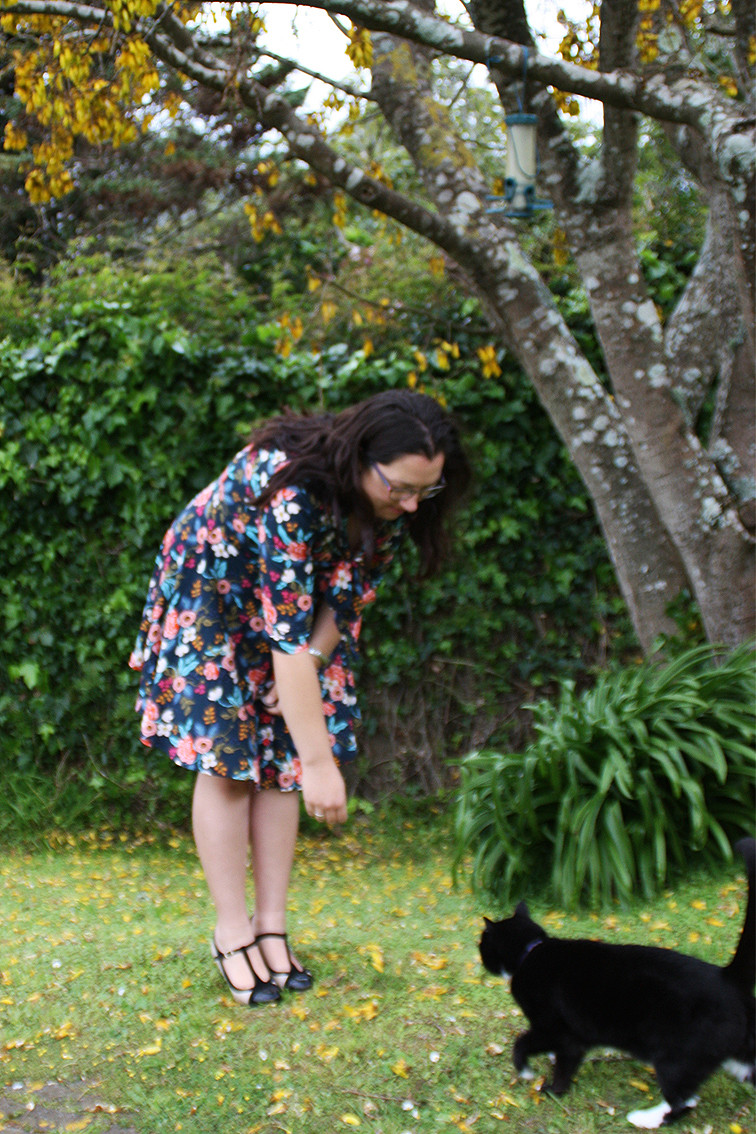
[249,390,471,576]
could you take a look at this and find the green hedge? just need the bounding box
[0,292,631,828]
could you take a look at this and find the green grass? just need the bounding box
[1,809,753,1134]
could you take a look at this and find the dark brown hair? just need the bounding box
[249,390,471,576]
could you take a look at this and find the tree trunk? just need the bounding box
[368,28,687,649]
[468,0,755,646]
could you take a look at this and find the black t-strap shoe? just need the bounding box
[255,932,314,992]
[211,939,282,1006]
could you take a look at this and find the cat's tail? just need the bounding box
[725,837,756,991]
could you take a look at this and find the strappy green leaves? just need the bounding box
[453,643,756,908]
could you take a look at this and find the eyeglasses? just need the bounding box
[371,462,446,503]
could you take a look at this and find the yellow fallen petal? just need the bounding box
[411,951,447,970]
[137,1039,162,1057]
[343,1000,379,1021]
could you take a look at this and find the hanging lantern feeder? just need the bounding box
[486,50,552,220]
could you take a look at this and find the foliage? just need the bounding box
[453,643,756,909]
[1,0,754,660]
[1,814,753,1134]
[634,124,707,253]
[0,273,632,816]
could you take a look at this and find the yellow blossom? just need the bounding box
[477,344,502,379]
[553,227,570,268]
[679,0,702,23]
[553,90,580,116]
[346,27,373,69]
[256,159,279,187]
[332,191,348,229]
[3,122,28,151]
[243,203,282,243]
[321,301,338,326]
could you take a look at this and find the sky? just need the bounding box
[252,1,600,134]
[257,1,592,87]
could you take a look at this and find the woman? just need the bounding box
[129,389,470,1006]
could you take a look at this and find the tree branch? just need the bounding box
[139,8,480,265]
[254,45,376,101]
[258,0,746,130]
[0,0,742,129]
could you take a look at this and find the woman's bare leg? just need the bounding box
[192,773,270,988]
[248,788,301,973]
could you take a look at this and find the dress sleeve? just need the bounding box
[320,523,407,655]
[255,484,318,654]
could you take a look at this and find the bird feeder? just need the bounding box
[486,50,552,220]
[502,112,551,217]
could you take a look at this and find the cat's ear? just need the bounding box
[483,916,494,928]
[515,901,530,918]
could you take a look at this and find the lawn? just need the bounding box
[1,808,753,1134]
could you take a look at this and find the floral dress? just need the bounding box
[129,445,405,788]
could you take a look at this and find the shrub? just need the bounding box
[0,280,630,834]
[453,643,756,908]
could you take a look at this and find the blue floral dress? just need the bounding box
[129,445,405,788]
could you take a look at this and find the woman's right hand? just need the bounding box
[301,758,348,826]
[261,681,282,715]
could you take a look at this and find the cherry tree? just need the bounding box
[2,0,753,648]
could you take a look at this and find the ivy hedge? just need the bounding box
[0,292,632,830]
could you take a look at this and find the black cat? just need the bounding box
[479,837,755,1128]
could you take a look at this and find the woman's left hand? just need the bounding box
[301,758,348,825]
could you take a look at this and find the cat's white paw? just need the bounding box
[723,1059,754,1083]
[627,1098,697,1129]
[518,1067,535,1081]
[626,1102,671,1129]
